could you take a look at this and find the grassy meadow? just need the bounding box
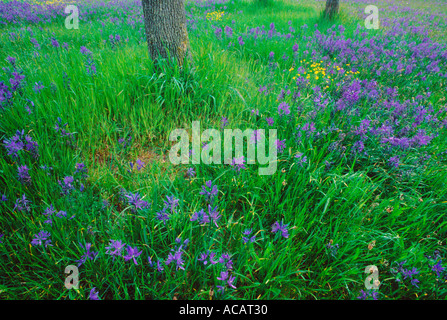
[0,0,447,300]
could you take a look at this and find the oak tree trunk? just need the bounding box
[141,0,190,67]
[324,0,339,19]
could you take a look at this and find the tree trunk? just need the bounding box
[141,0,190,67]
[324,0,339,19]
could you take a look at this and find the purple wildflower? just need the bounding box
[105,240,126,261]
[242,228,256,244]
[124,191,150,213]
[200,180,218,204]
[123,245,142,265]
[31,230,52,247]
[88,287,100,300]
[50,38,59,48]
[271,220,289,238]
[295,152,307,166]
[80,46,91,55]
[208,205,221,227]
[432,260,445,278]
[221,116,229,129]
[278,102,291,116]
[76,243,99,267]
[388,156,400,168]
[357,289,378,300]
[58,176,75,195]
[186,167,196,178]
[33,81,44,94]
[14,194,31,212]
[17,165,31,184]
[231,156,246,172]
[275,139,286,153]
[43,204,56,216]
[190,208,210,224]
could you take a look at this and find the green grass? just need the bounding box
[0,0,446,300]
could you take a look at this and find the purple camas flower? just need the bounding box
[292,43,299,52]
[271,220,289,238]
[231,156,246,172]
[6,56,16,66]
[208,204,221,227]
[156,259,165,272]
[432,260,445,278]
[118,136,131,148]
[76,243,99,267]
[275,139,286,153]
[242,228,256,244]
[190,208,210,224]
[58,176,75,195]
[351,140,366,156]
[200,180,218,204]
[124,191,150,213]
[388,156,400,168]
[156,206,170,223]
[238,36,244,46]
[105,239,126,261]
[224,26,233,38]
[0,234,3,243]
[198,252,208,265]
[50,37,59,48]
[80,46,91,55]
[31,230,52,247]
[165,248,185,271]
[74,162,88,178]
[266,117,274,126]
[33,81,44,94]
[30,38,41,50]
[17,165,31,184]
[258,85,267,95]
[221,116,229,129]
[123,245,142,265]
[136,159,145,171]
[301,122,316,136]
[295,152,307,166]
[250,129,263,144]
[43,204,56,217]
[186,167,196,178]
[218,253,233,270]
[402,267,420,288]
[163,195,180,213]
[14,194,31,212]
[56,210,67,218]
[357,289,378,300]
[216,270,237,293]
[88,287,100,300]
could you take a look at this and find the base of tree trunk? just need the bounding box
[324,0,339,19]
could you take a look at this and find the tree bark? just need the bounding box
[141,0,190,67]
[324,0,339,19]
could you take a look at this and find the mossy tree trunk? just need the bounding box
[324,0,339,19]
[141,0,190,67]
